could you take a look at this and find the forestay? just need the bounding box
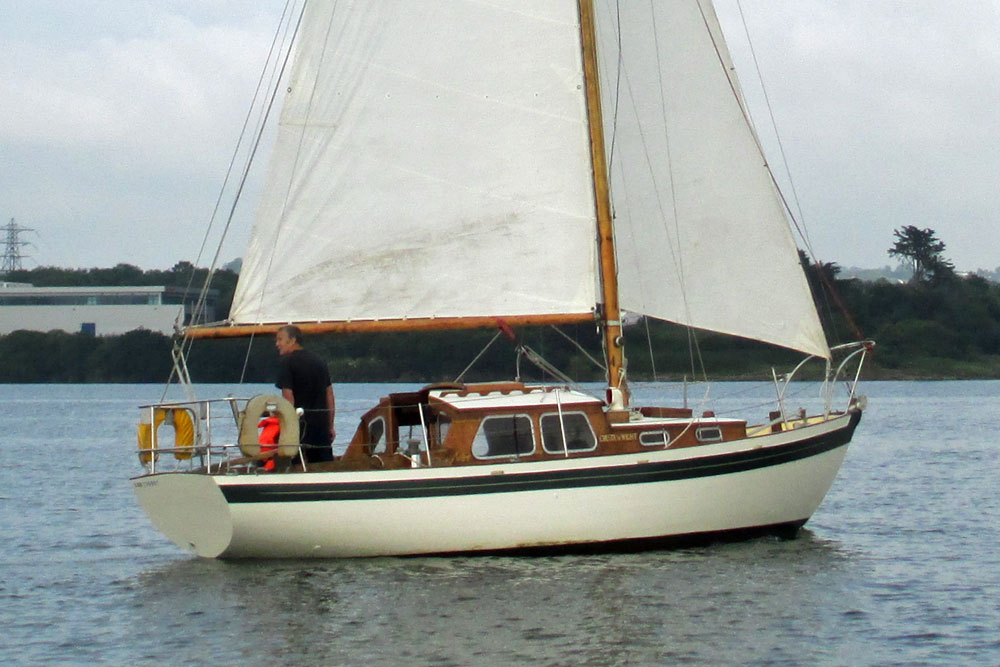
[595,1,830,359]
[230,0,600,326]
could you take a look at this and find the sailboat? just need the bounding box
[133,0,871,558]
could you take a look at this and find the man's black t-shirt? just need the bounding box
[275,349,332,446]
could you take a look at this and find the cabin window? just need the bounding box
[436,414,451,446]
[368,416,387,454]
[472,415,534,459]
[639,430,671,447]
[696,426,723,443]
[540,412,597,454]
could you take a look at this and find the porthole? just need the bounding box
[696,426,723,443]
[639,430,670,447]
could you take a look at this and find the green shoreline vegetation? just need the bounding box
[3,244,1000,383]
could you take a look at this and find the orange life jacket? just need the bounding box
[258,416,281,453]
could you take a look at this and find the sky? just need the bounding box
[2,0,999,272]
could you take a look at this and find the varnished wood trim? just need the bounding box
[184,312,597,339]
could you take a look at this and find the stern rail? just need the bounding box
[137,397,301,474]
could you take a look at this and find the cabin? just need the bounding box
[325,382,749,472]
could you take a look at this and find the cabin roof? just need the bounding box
[610,416,746,427]
[429,386,602,412]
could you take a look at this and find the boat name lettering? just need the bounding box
[599,433,637,442]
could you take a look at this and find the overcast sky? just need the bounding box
[2,1,999,272]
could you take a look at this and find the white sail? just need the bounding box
[230,0,600,325]
[595,1,830,359]
[230,0,828,359]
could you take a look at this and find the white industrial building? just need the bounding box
[0,284,219,336]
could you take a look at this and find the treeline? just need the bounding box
[804,260,1000,378]
[0,321,803,384]
[0,328,279,383]
[3,261,1000,382]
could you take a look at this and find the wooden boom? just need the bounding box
[184,312,597,339]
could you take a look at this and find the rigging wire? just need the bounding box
[600,0,712,387]
[696,2,864,348]
[550,325,607,372]
[453,330,504,383]
[235,0,311,383]
[161,0,305,400]
[160,0,295,400]
[731,1,865,343]
[732,1,812,249]
[651,0,709,384]
[591,0,625,391]
[187,0,301,330]
[249,0,335,331]
[642,316,658,381]
[517,345,593,397]
[606,0,624,171]
[599,0,659,385]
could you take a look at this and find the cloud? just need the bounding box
[2,4,277,173]
[715,0,1000,269]
[2,0,998,271]
[0,1,286,268]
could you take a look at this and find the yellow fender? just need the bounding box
[239,394,301,459]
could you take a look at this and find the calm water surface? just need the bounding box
[1,381,998,665]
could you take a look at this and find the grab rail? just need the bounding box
[771,339,873,423]
[138,397,251,474]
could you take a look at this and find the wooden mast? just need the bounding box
[578,0,628,402]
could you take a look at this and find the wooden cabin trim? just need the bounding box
[341,384,752,469]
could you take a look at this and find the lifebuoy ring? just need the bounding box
[137,408,166,464]
[170,407,198,460]
[239,394,301,459]
[137,407,200,464]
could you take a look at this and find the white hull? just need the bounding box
[133,411,858,558]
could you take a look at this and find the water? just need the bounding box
[1,381,998,665]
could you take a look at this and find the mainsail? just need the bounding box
[230,1,600,326]
[228,0,828,359]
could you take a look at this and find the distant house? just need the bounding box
[0,284,218,336]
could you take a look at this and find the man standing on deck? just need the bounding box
[275,325,336,463]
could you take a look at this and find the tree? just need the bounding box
[798,249,841,284]
[888,226,954,283]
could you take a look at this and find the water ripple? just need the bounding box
[1,382,999,664]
